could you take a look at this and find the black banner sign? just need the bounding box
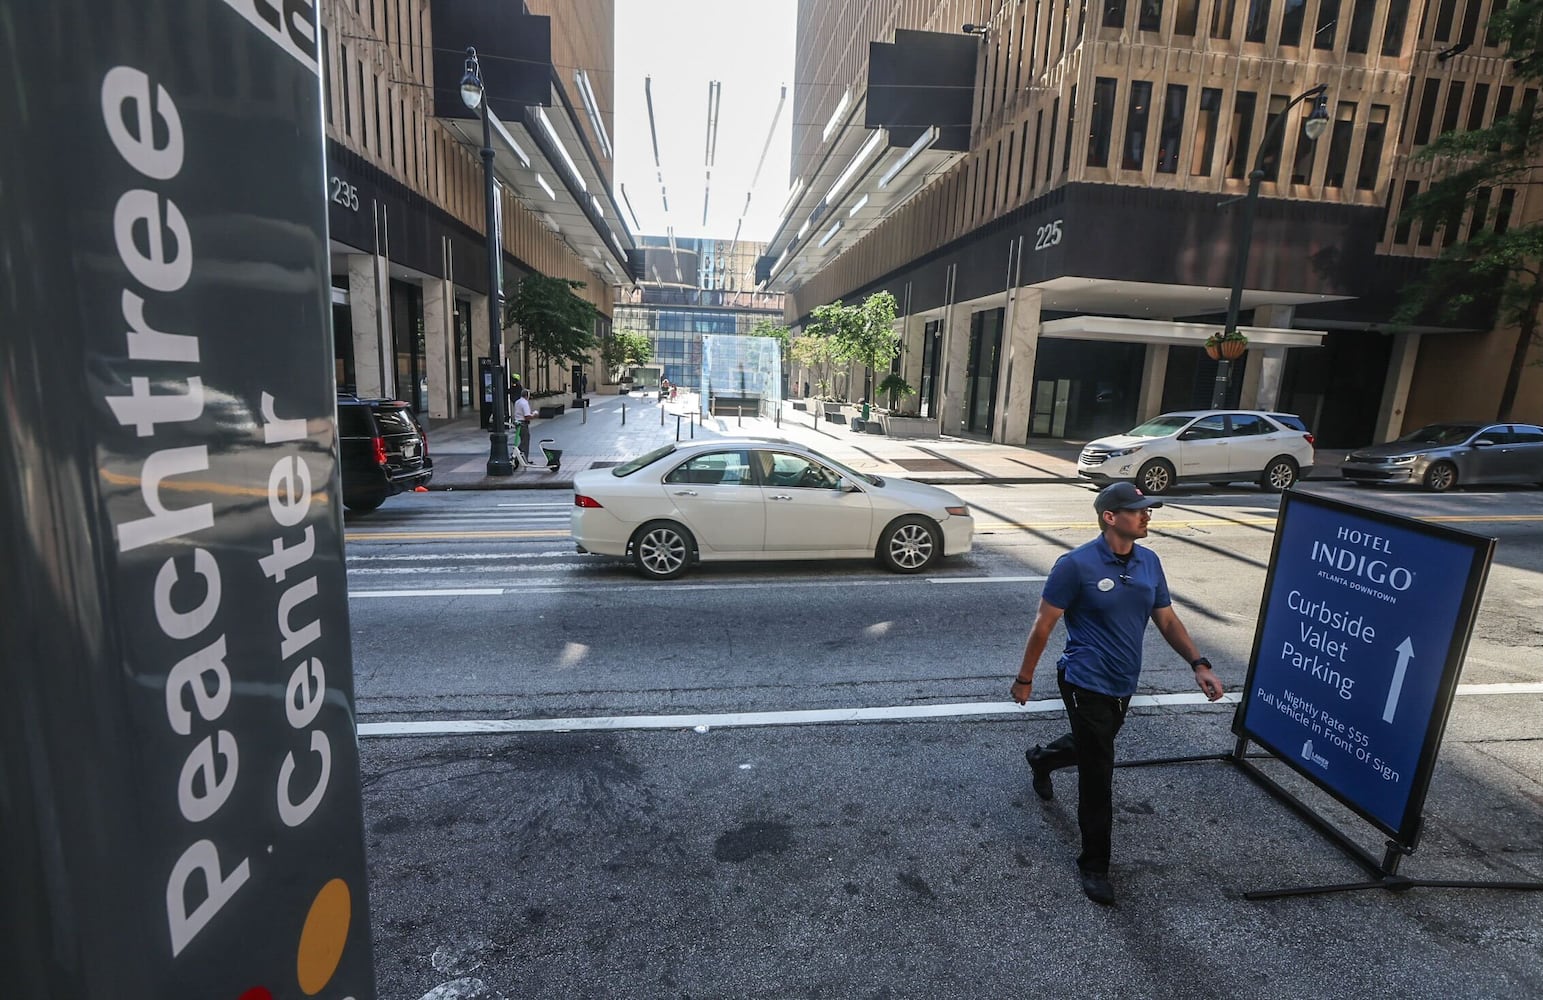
[1,2,376,996]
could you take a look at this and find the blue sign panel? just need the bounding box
[1235,492,1492,841]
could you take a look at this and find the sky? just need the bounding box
[612,0,796,243]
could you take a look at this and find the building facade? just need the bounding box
[320,0,628,423]
[614,237,786,389]
[766,0,1543,447]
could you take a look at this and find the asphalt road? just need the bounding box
[344,482,1543,999]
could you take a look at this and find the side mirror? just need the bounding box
[838,478,861,493]
[1177,430,1197,441]
[1472,438,1495,448]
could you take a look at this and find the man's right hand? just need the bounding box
[1010,677,1033,704]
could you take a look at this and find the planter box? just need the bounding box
[880,415,939,439]
[537,403,566,418]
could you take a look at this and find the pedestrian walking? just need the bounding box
[513,388,533,463]
[1009,481,1223,905]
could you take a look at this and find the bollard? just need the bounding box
[690,412,695,438]
[737,405,742,427]
[582,402,587,425]
[661,402,666,425]
[675,414,681,441]
[776,403,781,428]
[622,403,626,425]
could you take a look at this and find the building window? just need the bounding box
[1057,91,1070,174]
[1191,87,1223,176]
[1280,0,1307,45]
[1441,81,1466,136]
[1356,105,1388,189]
[1228,91,1258,179]
[1122,80,1153,169]
[340,43,351,135]
[1156,84,1188,173]
[1244,0,1270,43]
[1412,78,1442,145]
[1486,1,1506,46]
[1174,0,1198,35]
[1260,95,1289,181]
[1291,108,1320,183]
[1137,0,1162,32]
[1346,0,1377,52]
[1314,0,1340,49]
[1468,83,1491,132]
[1323,102,1355,187]
[1433,0,1459,42]
[1024,118,1036,196]
[1468,187,1492,240]
[1088,78,1117,167]
[1210,0,1235,38]
[1393,180,1418,243]
[1383,0,1412,55]
[1103,0,1127,29]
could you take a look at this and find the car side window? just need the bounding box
[1510,425,1543,444]
[1187,416,1227,439]
[336,405,374,437]
[762,451,844,490]
[1477,425,1510,445]
[1228,415,1271,436]
[664,450,753,486]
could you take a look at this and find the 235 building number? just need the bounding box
[1033,219,1064,250]
[330,177,359,211]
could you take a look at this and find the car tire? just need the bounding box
[877,515,941,574]
[631,520,694,580]
[1425,461,1458,493]
[1136,460,1175,496]
[1259,457,1299,493]
[345,494,385,513]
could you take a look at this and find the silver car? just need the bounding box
[1340,422,1543,492]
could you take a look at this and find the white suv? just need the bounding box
[1078,410,1316,494]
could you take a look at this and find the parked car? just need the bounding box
[1340,421,1543,492]
[1077,409,1316,494]
[336,393,432,512]
[571,439,973,579]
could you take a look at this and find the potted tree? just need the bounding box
[1204,330,1248,361]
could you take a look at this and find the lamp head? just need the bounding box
[1303,95,1330,141]
[961,23,988,36]
[460,47,484,111]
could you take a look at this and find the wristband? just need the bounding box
[1012,677,1032,685]
[1189,656,1211,671]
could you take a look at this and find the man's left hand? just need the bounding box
[1194,666,1224,702]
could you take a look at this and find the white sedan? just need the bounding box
[571,439,974,579]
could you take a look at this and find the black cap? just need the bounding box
[1094,481,1164,515]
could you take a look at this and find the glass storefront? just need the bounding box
[1026,339,1146,440]
[390,278,425,414]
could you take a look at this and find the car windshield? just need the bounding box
[1125,415,1194,438]
[1398,424,1481,446]
[612,444,677,476]
[798,445,881,487]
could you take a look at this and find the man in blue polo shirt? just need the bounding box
[1009,481,1224,904]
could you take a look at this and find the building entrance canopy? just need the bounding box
[1041,315,1325,350]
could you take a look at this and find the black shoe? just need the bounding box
[1078,867,1115,906]
[1025,745,1053,801]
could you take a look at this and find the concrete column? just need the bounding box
[347,253,390,398]
[470,294,491,363]
[899,312,926,416]
[940,304,972,436]
[1374,331,1420,442]
[1248,304,1295,411]
[993,288,1041,445]
[1137,343,1169,420]
[422,276,454,421]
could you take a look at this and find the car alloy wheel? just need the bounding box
[879,516,940,573]
[1260,458,1298,492]
[1425,461,1457,492]
[633,521,692,579]
[1136,460,1174,495]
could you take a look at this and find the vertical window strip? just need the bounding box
[1157,84,1187,173]
[1383,0,1412,55]
[1393,179,1418,243]
[1314,0,1341,50]
[1323,101,1356,187]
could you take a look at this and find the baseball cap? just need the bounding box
[1094,481,1164,515]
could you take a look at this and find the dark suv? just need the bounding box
[336,393,433,512]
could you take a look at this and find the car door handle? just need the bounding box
[673,490,698,496]
[769,494,792,501]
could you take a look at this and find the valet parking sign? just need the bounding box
[1235,491,1493,844]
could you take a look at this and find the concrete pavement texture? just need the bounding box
[420,393,1351,491]
[361,695,1543,999]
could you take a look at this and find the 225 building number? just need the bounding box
[1034,219,1064,250]
[330,177,360,211]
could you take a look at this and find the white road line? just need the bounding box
[350,588,504,598]
[927,575,1047,584]
[357,683,1543,737]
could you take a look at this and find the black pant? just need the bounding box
[1036,671,1131,874]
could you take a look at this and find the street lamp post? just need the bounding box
[462,47,513,476]
[1212,85,1330,408]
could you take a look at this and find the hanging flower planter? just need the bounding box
[1204,331,1248,361]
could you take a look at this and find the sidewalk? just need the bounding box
[422,393,1349,490]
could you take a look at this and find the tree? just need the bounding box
[808,291,900,402]
[1396,2,1543,420]
[505,274,599,390]
[602,327,654,378]
[747,316,791,349]
[789,329,834,396]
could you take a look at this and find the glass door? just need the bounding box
[918,320,942,418]
[966,309,1003,434]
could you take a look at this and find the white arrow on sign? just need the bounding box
[1383,637,1415,724]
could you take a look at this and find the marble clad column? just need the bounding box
[422,276,454,421]
[940,302,972,436]
[898,312,926,416]
[347,253,390,398]
[1137,343,1169,421]
[993,288,1041,445]
[1247,304,1295,411]
[1375,332,1420,442]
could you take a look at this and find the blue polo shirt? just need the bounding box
[1041,535,1171,698]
